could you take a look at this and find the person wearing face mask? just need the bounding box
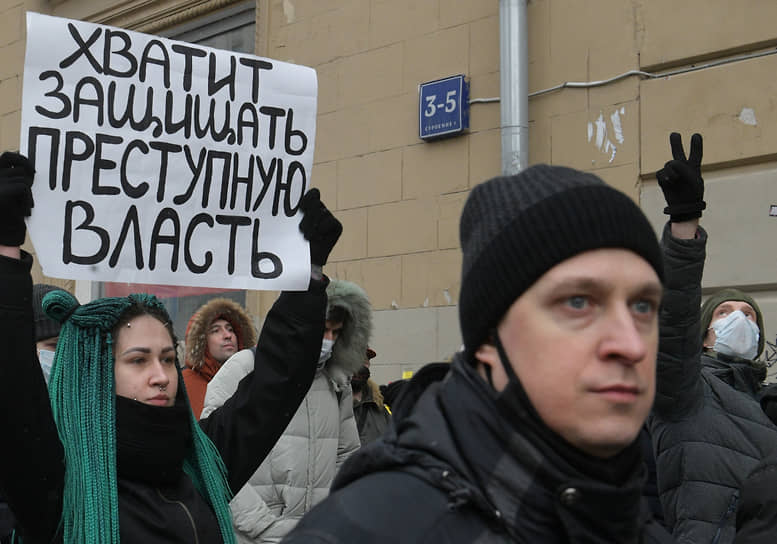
[280,165,675,543]
[701,289,767,383]
[646,133,777,544]
[201,278,368,543]
[32,283,67,385]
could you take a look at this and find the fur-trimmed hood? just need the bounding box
[184,298,256,370]
[326,280,372,376]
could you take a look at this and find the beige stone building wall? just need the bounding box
[264,1,502,383]
[636,1,777,380]
[2,0,776,382]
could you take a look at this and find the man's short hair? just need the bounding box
[326,305,348,326]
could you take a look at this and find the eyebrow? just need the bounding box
[638,284,664,298]
[718,302,753,311]
[119,346,175,357]
[546,277,663,297]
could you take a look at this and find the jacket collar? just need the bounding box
[703,351,765,395]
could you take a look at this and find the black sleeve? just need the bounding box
[735,460,777,544]
[652,223,707,419]
[0,252,64,543]
[199,279,327,493]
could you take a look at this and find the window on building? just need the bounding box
[162,1,256,54]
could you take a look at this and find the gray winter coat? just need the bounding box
[202,279,371,543]
[648,224,777,544]
[203,352,360,543]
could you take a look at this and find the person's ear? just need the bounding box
[703,326,716,350]
[475,342,499,369]
[474,342,501,386]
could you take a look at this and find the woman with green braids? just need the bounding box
[0,152,343,543]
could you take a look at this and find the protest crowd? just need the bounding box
[3,14,777,544]
[5,127,777,543]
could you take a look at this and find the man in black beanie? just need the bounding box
[282,165,673,543]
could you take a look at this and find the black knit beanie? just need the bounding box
[700,288,765,358]
[33,284,65,342]
[459,164,664,356]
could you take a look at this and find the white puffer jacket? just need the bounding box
[202,348,361,543]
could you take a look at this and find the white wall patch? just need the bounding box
[738,107,757,126]
[594,113,606,150]
[283,0,296,23]
[610,109,624,144]
[587,108,625,163]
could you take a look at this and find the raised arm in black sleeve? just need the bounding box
[0,253,65,543]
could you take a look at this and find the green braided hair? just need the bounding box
[43,290,236,544]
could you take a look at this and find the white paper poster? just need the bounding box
[20,12,318,290]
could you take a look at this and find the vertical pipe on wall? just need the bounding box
[499,0,529,175]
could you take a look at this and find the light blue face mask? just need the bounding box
[38,349,55,386]
[317,338,335,370]
[711,310,760,360]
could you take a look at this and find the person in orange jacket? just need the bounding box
[182,297,256,418]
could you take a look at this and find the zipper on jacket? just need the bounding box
[711,490,739,544]
[305,395,314,513]
[156,488,200,544]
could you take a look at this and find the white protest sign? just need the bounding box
[20,12,317,290]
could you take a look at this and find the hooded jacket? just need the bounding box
[648,224,777,544]
[183,298,256,417]
[325,279,373,377]
[282,357,672,544]
[202,279,371,543]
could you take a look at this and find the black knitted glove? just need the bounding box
[299,188,342,266]
[0,152,35,246]
[656,132,706,222]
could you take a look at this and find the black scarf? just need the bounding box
[115,395,192,486]
[438,344,646,543]
[493,335,643,485]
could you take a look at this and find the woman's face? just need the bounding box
[114,314,178,407]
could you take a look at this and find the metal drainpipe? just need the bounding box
[499,0,529,175]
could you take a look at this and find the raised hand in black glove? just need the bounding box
[0,152,35,246]
[656,132,705,222]
[298,188,342,267]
